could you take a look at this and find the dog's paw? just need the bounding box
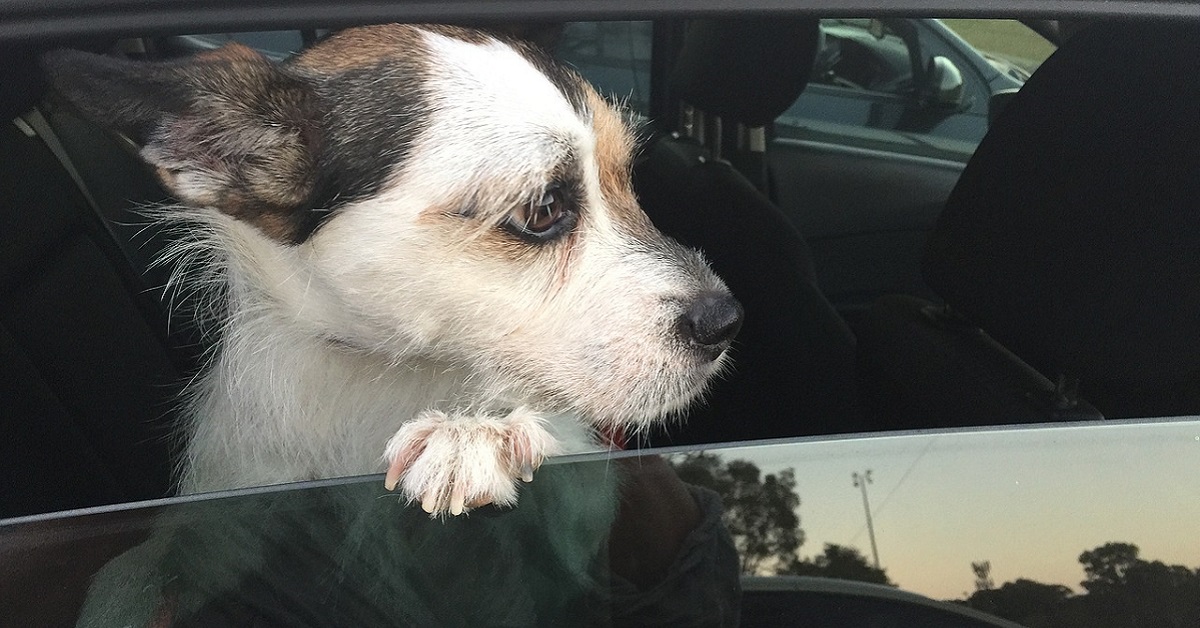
[382,407,559,517]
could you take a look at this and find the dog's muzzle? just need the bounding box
[676,291,744,360]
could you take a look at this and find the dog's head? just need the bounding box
[43,24,742,428]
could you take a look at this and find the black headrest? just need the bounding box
[923,21,1200,387]
[669,18,819,127]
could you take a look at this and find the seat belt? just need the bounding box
[15,107,104,216]
[15,105,158,299]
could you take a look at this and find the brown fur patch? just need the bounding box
[293,23,493,75]
[193,42,264,64]
[154,45,322,242]
[550,229,579,293]
[417,186,576,279]
[293,24,431,73]
[436,212,551,266]
[587,90,654,237]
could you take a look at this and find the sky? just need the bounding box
[695,418,1200,600]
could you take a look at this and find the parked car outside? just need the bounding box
[741,576,1028,627]
[777,17,1043,162]
[555,18,1050,163]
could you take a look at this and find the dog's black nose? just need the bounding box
[677,292,744,357]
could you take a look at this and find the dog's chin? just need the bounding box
[569,350,730,431]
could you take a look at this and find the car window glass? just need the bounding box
[812,19,915,96]
[940,19,1055,82]
[5,420,1198,626]
[777,18,1057,162]
[554,21,653,116]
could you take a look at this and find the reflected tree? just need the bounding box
[669,453,803,574]
[1079,542,1142,596]
[670,453,894,585]
[961,543,1200,628]
[781,543,893,585]
[964,577,1072,627]
[1078,542,1200,628]
[972,560,994,591]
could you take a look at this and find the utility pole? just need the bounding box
[852,470,881,569]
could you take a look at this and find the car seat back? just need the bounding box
[1,49,185,518]
[637,18,868,444]
[860,21,1200,426]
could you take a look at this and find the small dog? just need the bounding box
[43,24,742,517]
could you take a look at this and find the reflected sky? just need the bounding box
[700,419,1200,600]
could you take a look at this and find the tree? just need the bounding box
[959,543,1200,628]
[670,452,803,574]
[1079,542,1141,596]
[781,543,893,585]
[1118,560,1200,628]
[1076,543,1200,628]
[972,560,994,592]
[964,578,1072,627]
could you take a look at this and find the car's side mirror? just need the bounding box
[988,88,1021,127]
[922,55,965,110]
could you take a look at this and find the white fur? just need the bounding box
[164,28,731,517]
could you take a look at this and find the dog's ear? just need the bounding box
[41,46,323,242]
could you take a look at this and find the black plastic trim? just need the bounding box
[5,0,1200,44]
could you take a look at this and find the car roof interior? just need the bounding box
[3,9,1200,518]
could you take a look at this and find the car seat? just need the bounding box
[1,45,186,518]
[857,21,1200,427]
[636,18,869,445]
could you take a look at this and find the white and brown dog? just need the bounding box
[44,24,742,517]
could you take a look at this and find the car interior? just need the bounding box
[3,14,1199,523]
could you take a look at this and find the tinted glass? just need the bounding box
[5,420,1197,626]
[555,21,653,115]
[777,18,1056,162]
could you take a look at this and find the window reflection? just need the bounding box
[2,420,1197,627]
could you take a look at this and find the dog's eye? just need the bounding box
[526,189,563,232]
[504,185,573,241]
